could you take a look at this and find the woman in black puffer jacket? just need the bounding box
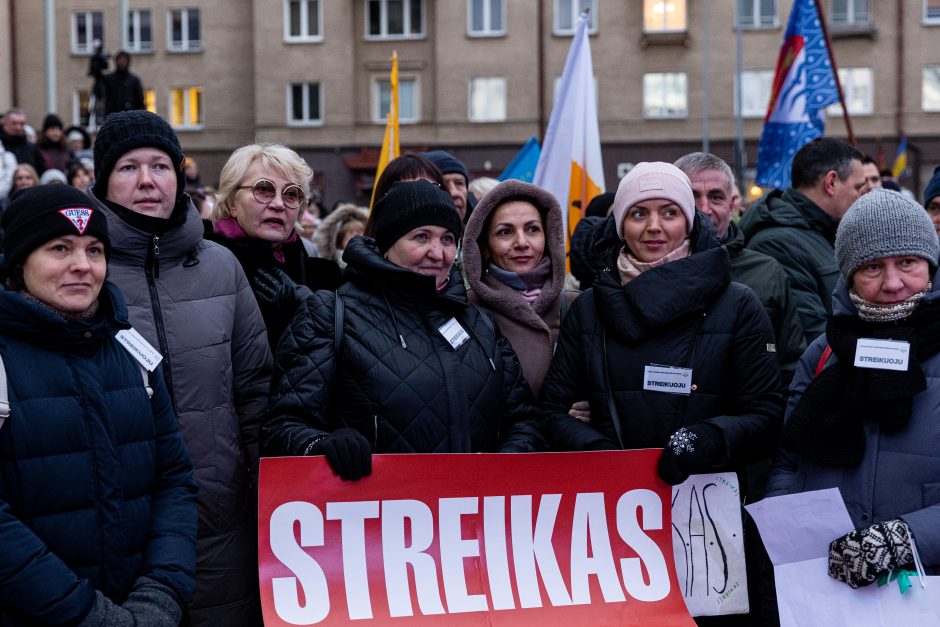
[541,162,783,490]
[261,180,546,480]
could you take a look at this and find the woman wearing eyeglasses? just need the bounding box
[210,144,341,349]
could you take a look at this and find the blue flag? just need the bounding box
[499,136,541,183]
[755,0,840,188]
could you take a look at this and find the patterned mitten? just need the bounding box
[828,519,914,588]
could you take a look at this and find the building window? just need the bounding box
[288,82,323,125]
[73,89,92,128]
[643,72,687,118]
[366,0,424,39]
[285,0,322,41]
[468,0,505,36]
[926,0,940,23]
[126,10,153,53]
[468,77,506,122]
[826,68,873,115]
[736,70,774,117]
[554,0,596,35]
[170,87,203,128]
[737,0,777,28]
[71,11,103,55]
[830,0,870,26]
[144,89,157,114]
[374,76,417,123]
[168,8,202,52]
[923,65,940,111]
[643,0,687,32]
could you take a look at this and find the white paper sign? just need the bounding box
[644,365,693,395]
[854,338,910,371]
[437,318,469,350]
[672,472,748,617]
[114,328,163,372]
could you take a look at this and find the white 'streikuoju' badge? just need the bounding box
[854,338,910,371]
[115,328,164,371]
[643,365,693,395]
[438,318,470,350]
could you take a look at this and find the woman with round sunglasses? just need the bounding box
[210,144,341,349]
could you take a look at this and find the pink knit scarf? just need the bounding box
[616,239,691,285]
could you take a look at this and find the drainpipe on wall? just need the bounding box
[895,0,904,139]
[537,0,546,142]
[119,0,128,49]
[43,0,56,113]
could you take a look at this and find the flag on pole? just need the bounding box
[499,136,541,183]
[533,12,604,244]
[891,137,908,178]
[755,0,840,188]
[371,51,400,206]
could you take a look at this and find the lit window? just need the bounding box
[468,0,505,36]
[469,77,506,122]
[643,72,687,119]
[285,0,322,41]
[170,87,203,128]
[830,0,870,26]
[73,89,92,128]
[736,70,774,117]
[554,0,596,35]
[168,8,202,52]
[366,0,424,39]
[826,68,873,115]
[72,11,104,55]
[926,0,940,23]
[288,82,323,125]
[144,89,157,114]
[923,65,940,111]
[737,0,777,28]
[643,0,687,32]
[374,77,417,123]
[127,10,153,52]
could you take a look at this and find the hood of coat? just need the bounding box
[313,205,368,261]
[343,235,468,307]
[594,211,731,342]
[94,193,204,266]
[462,180,566,322]
[740,188,839,243]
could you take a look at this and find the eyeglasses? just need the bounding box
[237,179,306,209]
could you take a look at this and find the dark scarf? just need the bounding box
[781,296,940,466]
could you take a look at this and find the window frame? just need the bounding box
[167,8,203,53]
[169,86,204,130]
[553,0,597,35]
[925,0,940,24]
[126,9,153,53]
[284,0,323,42]
[923,65,940,112]
[642,71,688,119]
[372,75,419,124]
[71,11,104,55]
[364,0,425,40]
[468,77,507,123]
[736,0,778,29]
[287,82,324,126]
[643,0,688,34]
[735,69,774,118]
[829,0,871,26]
[467,0,506,37]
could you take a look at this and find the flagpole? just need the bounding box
[812,0,856,146]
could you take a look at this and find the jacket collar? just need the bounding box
[93,193,203,266]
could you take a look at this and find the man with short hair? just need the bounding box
[103,50,145,117]
[675,152,805,384]
[740,137,866,343]
[861,155,882,192]
[421,149,472,220]
[0,107,45,173]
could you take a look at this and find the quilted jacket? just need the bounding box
[94,194,271,627]
[540,213,784,487]
[0,282,197,626]
[261,236,547,457]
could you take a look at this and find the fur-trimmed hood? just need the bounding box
[313,204,369,261]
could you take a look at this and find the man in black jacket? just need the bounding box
[0,108,44,174]
[102,51,145,117]
[675,152,805,385]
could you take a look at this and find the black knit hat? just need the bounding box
[372,180,463,253]
[2,185,111,269]
[42,113,64,132]
[92,110,185,201]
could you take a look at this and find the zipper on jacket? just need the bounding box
[145,235,175,402]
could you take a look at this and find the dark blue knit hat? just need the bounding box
[923,165,940,206]
[420,150,469,183]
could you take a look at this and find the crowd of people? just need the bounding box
[0,104,937,627]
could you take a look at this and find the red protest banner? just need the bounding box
[258,450,696,626]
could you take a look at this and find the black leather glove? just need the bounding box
[657,423,726,485]
[253,267,307,310]
[308,428,372,481]
[828,519,914,588]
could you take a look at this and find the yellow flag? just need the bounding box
[371,51,400,207]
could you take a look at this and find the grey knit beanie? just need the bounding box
[835,188,940,279]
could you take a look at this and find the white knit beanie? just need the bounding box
[611,162,696,239]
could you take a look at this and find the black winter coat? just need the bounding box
[261,236,547,457]
[541,214,784,482]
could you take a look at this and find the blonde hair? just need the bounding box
[213,143,313,221]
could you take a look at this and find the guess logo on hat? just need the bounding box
[58,208,94,235]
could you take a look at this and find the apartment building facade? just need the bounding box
[2,0,940,206]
